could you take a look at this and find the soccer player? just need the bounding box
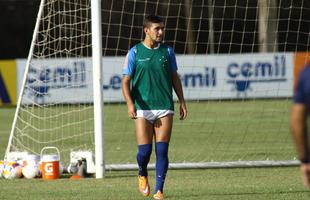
[122,15,188,200]
[291,64,310,189]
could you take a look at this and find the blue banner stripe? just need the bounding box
[0,72,11,103]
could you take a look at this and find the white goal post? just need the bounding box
[5,0,310,176]
[5,0,105,178]
[91,0,104,179]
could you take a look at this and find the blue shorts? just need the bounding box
[136,110,174,123]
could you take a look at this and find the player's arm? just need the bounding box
[168,47,187,120]
[172,71,187,120]
[122,75,136,119]
[291,69,310,188]
[122,48,137,119]
[291,103,310,188]
[291,70,309,164]
[291,103,308,163]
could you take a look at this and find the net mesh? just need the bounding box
[7,0,310,167]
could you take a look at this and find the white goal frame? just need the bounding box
[5,0,105,179]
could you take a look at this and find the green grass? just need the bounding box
[8,99,296,164]
[1,102,310,199]
[0,168,309,199]
[0,107,15,157]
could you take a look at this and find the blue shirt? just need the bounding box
[123,43,178,76]
[294,65,310,113]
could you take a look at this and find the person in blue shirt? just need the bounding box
[122,15,187,200]
[291,64,310,188]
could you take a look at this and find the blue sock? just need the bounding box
[136,144,152,177]
[154,142,169,193]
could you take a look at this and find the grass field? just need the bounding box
[1,103,310,199]
[5,99,297,164]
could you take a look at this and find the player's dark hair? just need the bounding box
[143,15,164,28]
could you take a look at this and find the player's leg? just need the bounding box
[135,117,153,196]
[135,117,154,145]
[154,114,173,142]
[153,114,173,199]
[135,117,153,176]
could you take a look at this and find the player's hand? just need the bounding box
[301,163,310,189]
[127,103,137,119]
[179,102,187,120]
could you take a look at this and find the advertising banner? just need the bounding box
[16,53,294,104]
[178,53,293,99]
[0,60,17,105]
[16,58,93,104]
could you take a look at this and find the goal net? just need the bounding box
[6,0,310,173]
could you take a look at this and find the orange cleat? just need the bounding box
[153,190,164,200]
[138,176,150,196]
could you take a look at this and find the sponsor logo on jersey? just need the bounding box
[137,58,151,62]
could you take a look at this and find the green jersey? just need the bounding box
[123,42,178,110]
